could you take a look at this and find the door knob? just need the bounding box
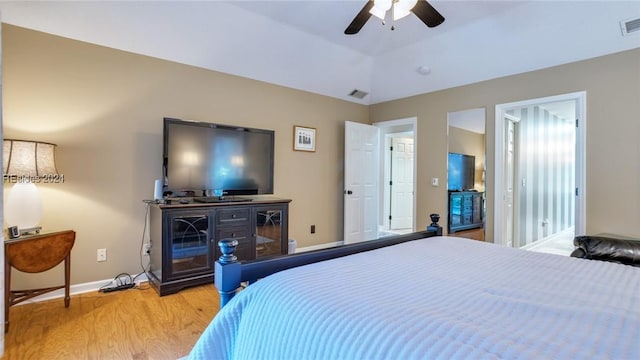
[345,190,353,195]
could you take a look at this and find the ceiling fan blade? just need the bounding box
[345,0,375,35]
[411,0,445,28]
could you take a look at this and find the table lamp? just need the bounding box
[3,139,59,235]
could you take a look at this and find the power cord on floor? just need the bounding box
[134,201,153,291]
[132,272,150,290]
[99,202,155,294]
[99,273,134,293]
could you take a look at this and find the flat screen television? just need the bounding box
[163,117,274,196]
[447,152,475,191]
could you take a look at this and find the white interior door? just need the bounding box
[344,121,379,244]
[390,137,414,230]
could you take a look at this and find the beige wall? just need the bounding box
[2,25,368,288]
[371,47,640,241]
[448,126,485,192]
[4,24,640,289]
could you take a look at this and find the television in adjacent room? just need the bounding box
[163,117,274,197]
[447,152,475,191]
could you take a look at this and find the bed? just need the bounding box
[188,230,640,359]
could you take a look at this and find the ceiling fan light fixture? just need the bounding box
[370,0,392,20]
[393,0,418,21]
[345,0,444,35]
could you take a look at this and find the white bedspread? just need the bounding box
[189,236,640,359]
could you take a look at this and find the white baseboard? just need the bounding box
[14,272,149,306]
[18,242,346,305]
[295,241,343,253]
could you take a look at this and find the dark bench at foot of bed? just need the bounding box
[215,215,443,307]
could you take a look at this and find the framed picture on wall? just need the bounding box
[293,125,316,152]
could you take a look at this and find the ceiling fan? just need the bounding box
[345,0,445,35]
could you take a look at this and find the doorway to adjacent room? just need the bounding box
[494,92,586,254]
[343,118,416,244]
[376,118,416,238]
[382,131,414,234]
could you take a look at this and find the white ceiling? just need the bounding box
[1,1,639,105]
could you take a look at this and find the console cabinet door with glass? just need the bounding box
[164,209,214,281]
[254,204,289,258]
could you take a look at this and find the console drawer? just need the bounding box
[216,227,253,260]
[216,208,250,226]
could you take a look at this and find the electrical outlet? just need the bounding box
[143,243,151,256]
[97,248,107,262]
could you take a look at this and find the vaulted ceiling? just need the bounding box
[1,1,639,105]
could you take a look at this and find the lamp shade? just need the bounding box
[3,139,58,177]
[3,139,59,232]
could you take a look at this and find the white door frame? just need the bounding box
[494,91,586,247]
[503,113,520,248]
[373,117,417,233]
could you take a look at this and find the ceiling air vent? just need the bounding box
[348,89,369,99]
[620,17,640,36]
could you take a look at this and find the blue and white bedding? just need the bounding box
[189,236,640,359]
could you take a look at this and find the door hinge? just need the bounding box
[389,146,393,151]
[575,119,579,128]
[388,215,392,220]
[389,180,392,186]
[575,187,579,196]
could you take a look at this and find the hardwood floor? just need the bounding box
[3,283,219,360]
[449,227,485,241]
